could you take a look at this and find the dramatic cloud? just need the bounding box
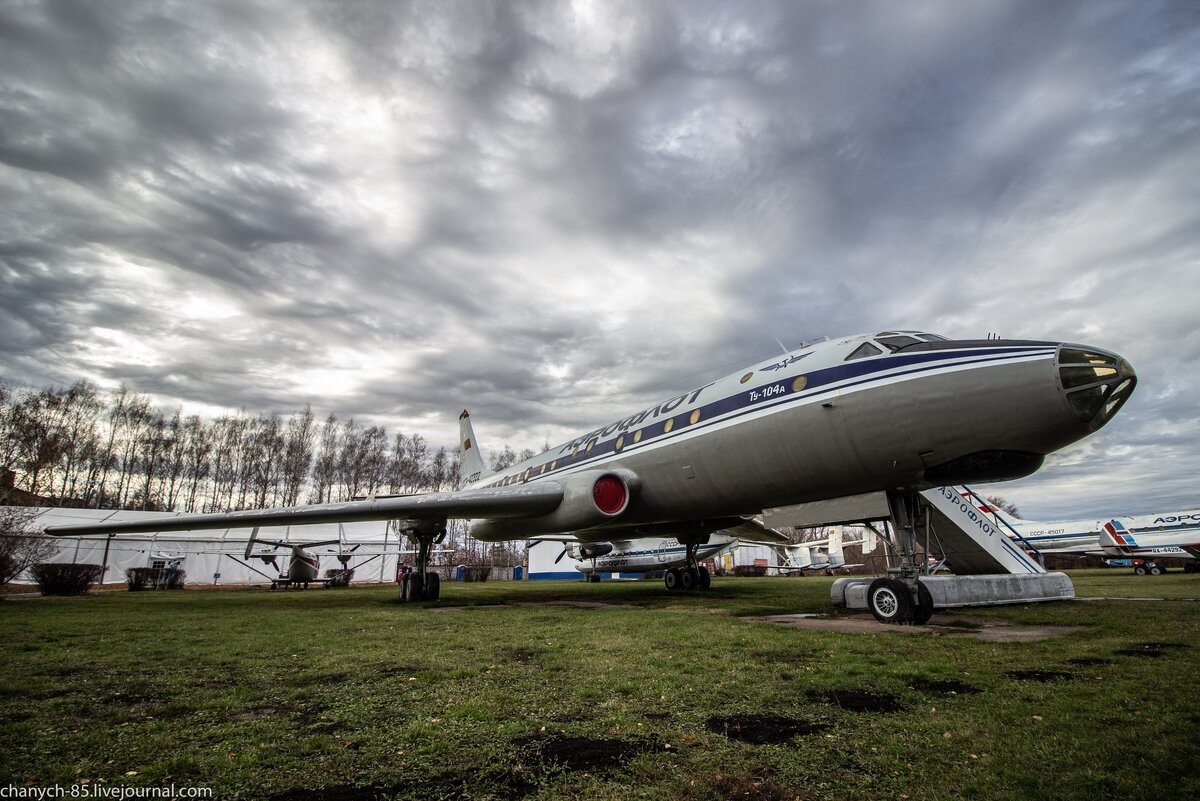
[2,0,1197,519]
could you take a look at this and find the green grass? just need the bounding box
[1,570,1197,800]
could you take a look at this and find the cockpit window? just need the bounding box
[845,342,883,361]
[876,335,922,352]
[917,333,948,342]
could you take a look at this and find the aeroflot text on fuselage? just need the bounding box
[558,382,717,454]
[1154,514,1200,524]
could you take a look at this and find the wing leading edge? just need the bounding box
[44,482,565,537]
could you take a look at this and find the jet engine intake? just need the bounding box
[470,469,640,541]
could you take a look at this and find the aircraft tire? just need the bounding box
[698,566,711,590]
[867,578,914,624]
[1134,564,1147,576]
[911,582,935,625]
[680,568,696,591]
[425,572,441,600]
[1148,564,1164,576]
[664,568,680,591]
[406,572,426,602]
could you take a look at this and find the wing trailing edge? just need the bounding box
[45,482,565,538]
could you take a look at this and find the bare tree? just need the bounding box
[309,414,338,504]
[0,507,58,587]
[490,444,517,472]
[984,495,1021,518]
[182,414,213,513]
[280,406,315,506]
[388,432,428,495]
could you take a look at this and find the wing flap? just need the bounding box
[45,482,564,537]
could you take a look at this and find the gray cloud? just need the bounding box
[1,0,1198,519]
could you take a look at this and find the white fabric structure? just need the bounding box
[10,506,406,587]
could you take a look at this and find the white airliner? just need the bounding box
[958,493,1199,575]
[47,330,1137,614]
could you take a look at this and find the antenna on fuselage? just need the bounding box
[771,334,791,357]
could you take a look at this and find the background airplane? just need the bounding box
[958,491,1199,575]
[47,330,1137,615]
[768,526,878,574]
[1098,517,1200,574]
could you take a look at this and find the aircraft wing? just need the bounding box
[43,483,564,537]
[726,518,791,545]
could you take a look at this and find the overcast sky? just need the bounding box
[1,0,1197,521]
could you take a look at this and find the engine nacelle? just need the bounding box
[470,469,639,541]
[579,543,614,560]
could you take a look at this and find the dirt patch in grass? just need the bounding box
[1114,642,1190,658]
[505,648,536,663]
[706,714,831,744]
[1005,670,1075,682]
[908,678,982,695]
[709,769,794,801]
[1066,656,1113,667]
[811,689,904,713]
[292,671,352,687]
[374,665,425,677]
[747,612,1081,641]
[513,732,653,772]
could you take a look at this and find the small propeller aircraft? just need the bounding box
[768,526,878,574]
[47,330,1137,616]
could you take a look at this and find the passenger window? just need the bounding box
[846,342,883,361]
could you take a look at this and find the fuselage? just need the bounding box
[468,331,1136,541]
[571,535,738,574]
[286,546,321,581]
[1006,510,1200,557]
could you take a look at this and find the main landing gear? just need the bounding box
[1132,559,1166,576]
[663,538,712,592]
[398,519,445,603]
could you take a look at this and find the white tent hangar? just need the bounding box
[11,506,404,587]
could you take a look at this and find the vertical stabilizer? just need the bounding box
[459,410,493,486]
[827,526,845,567]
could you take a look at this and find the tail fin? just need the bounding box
[459,409,493,486]
[827,526,845,568]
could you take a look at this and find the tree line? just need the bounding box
[0,380,534,564]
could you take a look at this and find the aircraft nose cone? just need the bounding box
[1056,344,1137,430]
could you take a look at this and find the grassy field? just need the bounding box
[1,571,1197,801]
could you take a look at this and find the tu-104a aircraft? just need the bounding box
[46,330,1137,613]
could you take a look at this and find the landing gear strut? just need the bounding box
[865,491,936,625]
[398,519,446,602]
[663,537,712,592]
